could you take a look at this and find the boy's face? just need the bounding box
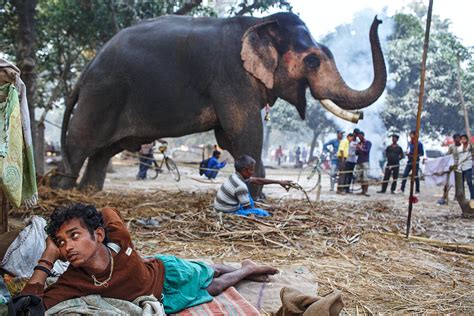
[461,136,468,144]
[240,164,255,179]
[54,218,105,268]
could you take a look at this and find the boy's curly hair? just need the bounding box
[46,203,109,244]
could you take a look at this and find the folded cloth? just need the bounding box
[0,58,38,207]
[273,287,344,316]
[424,155,454,187]
[45,294,165,315]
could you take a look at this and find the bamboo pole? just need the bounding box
[456,54,471,140]
[0,191,8,233]
[406,0,434,238]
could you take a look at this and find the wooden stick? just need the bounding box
[407,0,434,238]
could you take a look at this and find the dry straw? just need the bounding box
[12,186,474,314]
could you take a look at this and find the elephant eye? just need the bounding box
[303,54,320,70]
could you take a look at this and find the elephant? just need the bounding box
[54,12,387,195]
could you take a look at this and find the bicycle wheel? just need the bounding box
[297,165,321,192]
[165,157,180,182]
[149,159,160,180]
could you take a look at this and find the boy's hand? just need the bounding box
[279,180,293,190]
[44,237,61,262]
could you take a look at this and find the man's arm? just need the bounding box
[101,208,132,249]
[323,139,334,153]
[21,237,60,299]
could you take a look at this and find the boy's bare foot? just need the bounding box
[242,259,279,276]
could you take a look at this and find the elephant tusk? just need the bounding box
[319,99,364,123]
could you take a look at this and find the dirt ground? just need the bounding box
[106,158,472,244]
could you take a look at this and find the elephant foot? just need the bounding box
[49,173,78,190]
[78,174,105,192]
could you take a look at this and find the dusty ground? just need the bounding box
[106,158,472,244]
[10,157,473,314]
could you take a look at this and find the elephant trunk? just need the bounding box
[319,16,387,110]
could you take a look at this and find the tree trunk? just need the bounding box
[262,125,272,159]
[13,0,40,173]
[309,130,320,162]
[454,171,474,218]
[35,121,45,176]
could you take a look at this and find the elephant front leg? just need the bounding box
[214,122,266,198]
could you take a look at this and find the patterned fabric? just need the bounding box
[0,84,24,207]
[214,173,251,213]
[173,287,259,316]
[45,294,165,315]
[0,58,38,207]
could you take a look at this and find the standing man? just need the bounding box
[458,134,474,200]
[275,145,284,166]
[336,133,350,193]
[323,130,344,191]
[438,134,461,204]
[400,131,424,194]
[136,142,154,180]
[302,147,308,164]
[355,131,372,196]
[295,146,302,167]
[377,134,404,194]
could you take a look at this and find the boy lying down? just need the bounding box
[21,204,278,313]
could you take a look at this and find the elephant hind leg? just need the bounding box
[78,145,122,191]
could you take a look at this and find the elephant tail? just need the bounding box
[60,60,92,174]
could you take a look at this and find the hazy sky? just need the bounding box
[292,0,473,47]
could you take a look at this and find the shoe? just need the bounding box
[336,191,346,195]
[377,190,385,194]
[363,192,370,197]
[437,198,446,205]
[415,191,420,194]
[390,191,395,194]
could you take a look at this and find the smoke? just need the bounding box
[320,9,394,176]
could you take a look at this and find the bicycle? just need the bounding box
[297,156,323,192]
[149,141,180,182]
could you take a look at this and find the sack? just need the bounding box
[0,216,69,277]
[199,158,210,176]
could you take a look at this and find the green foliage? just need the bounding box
[382,6,474,137]
[269,95,336,140]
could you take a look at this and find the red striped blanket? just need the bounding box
[173,287,259,316]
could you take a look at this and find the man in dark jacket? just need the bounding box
[378,134,404,194]
[400,131,424,194]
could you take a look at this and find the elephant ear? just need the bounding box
[241,21,278,89]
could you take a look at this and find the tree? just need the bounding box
[382,7,474,137]
[268,96,336,161]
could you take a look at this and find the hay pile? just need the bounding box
[12,186,474,314]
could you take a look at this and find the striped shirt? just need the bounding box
[214,172,251,212]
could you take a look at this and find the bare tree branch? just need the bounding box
[174,0,202,15]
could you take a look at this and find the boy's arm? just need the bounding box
[249,177,292,189]
[101,207,132,249]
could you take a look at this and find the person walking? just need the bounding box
[337,133,355,194]
[323,130,344,191]
[400,131,424,194]
[355,131,371,196]
[378,134,404,194]
[458,134,474,200]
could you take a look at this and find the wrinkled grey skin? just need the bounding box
[54,12,386,195]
